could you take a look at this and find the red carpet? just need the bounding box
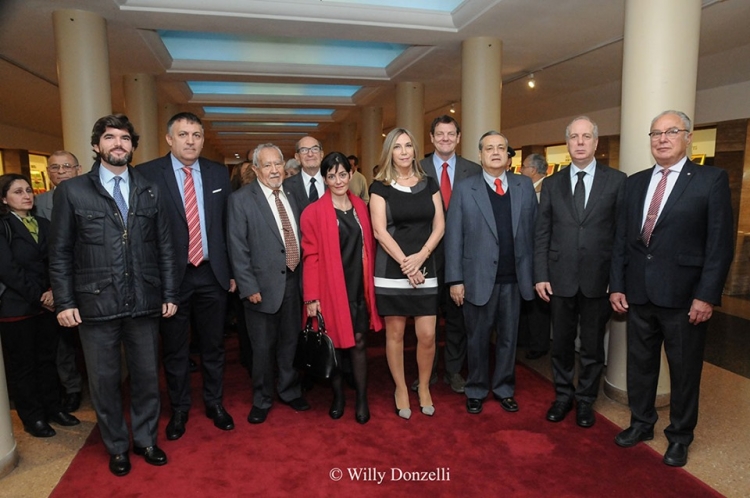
[52,330,720,497]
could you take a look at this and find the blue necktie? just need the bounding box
[113,176,128,225]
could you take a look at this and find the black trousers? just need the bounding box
[627,302,707,446]
[243,268,302,409]
[518,295,551,353]
[549,292,611,404]
[1,313,60,425]
[161,263,228,412]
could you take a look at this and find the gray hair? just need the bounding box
[285,158,301,174]
[478,130,509,150]
[252,143,284,167]
[525,153,548,175]
[565,116,599,140]
[651,110,692,132]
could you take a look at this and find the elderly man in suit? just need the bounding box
[228,143,310,424]
[610,110,733,467]
[138,112,235,440]
[416,115,482,394]
[36,150,84,413]
[534,116,625,428]
[445,131,537,415]
[283,136,325,211]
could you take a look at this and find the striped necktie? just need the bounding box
[183,167,204,266]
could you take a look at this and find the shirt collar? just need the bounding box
[171,153,200,172]
[99,164,129,185]
[569,159,596,179]
[432,153,456,170]
[655,156,688,175]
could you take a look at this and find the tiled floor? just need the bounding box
[2,304,750,497]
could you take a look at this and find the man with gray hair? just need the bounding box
[521,153,548,202]
[36,150,84,413]
[534,116,626,428]
[228,143,310,425]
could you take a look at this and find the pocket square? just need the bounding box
[212,188,222,193]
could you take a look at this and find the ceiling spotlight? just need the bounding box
[450,103,456,114]
[528,73,536,89]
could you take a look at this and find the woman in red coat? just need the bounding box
[301,152,383,424]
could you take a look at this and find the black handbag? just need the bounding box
[294,311,337,379]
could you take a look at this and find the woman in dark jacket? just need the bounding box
[0,174,79,437]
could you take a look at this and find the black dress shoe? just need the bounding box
[133,445,168,466]
[48,411,80,426]
[109,453,131,477]
[284,397,311,412]
[663,442,688,467]
[576,401,596,428]
[466,398,483,414]
[329,396,345,420]
[247,405,269,424]
[206,404,235,431]
[24,420,56,438]
[546,401,573,422]
[496,396,519,412]
[166,410,188,440]
[525,350,548,360]
[615,426,654,448]
[61,392,82,413]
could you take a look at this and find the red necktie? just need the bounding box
[494,178,505,195]
[440,162,452,209]
[641,168,671,246]
[183,167,204,266]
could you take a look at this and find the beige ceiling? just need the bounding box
[1,0,749,159]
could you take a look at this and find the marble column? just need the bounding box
[605,0,702,406]
[395,82,425,155]
[52,10,112,172]
[157,102,180,157]
[461,37,502,158]
[123,74,159,164]
[361,106,383,181]
[339,120,358,157]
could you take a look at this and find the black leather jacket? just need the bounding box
[49,162,178,322]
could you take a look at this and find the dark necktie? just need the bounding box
[273,190,300,270]
[641,168,671,246]
[308,177,319,202]
[440,162,451,209]
[113,176,128,225]
[574,171,586,220]
[494,178,505,195]
[183,167,204,266]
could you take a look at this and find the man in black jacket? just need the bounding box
[49,114,178,477]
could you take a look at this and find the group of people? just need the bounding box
[0,109,732,476]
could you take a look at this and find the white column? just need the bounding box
[605,0,702,406]
[395,82,425,155]
[361,106,383,181]
[157,102,180,157]
[462,37,502,157]
[124,74,159,164]
[339,120,358,157]
[52,10,112,172]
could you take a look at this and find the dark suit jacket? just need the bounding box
[138,154,232,290]
[609,160,734,308]
[534,162,626,298]
[283,171,324,213]
[227,181,302,314]
[445,173,537,305]
[0,214,50,318]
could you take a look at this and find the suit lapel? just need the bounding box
[161,157,187,224]
[507,174,523,236]
[470,175,498,241]
[199,160,214,234]
[581,162,608,222]
[655,160,697,230]
[557,167,578,221]
[252,182,284,246]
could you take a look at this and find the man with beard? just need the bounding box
[49,114,178,477]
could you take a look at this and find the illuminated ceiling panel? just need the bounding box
[203,107,335,116]
[159,31,408,68]
[321,0,463,11]
[189,81,361,97]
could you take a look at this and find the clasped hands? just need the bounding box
[401,252,427,288]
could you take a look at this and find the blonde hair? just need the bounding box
[374,128,425,184]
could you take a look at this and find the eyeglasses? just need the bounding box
[648,128,689,140]
[297,146,321,155]
[48,163,80,172]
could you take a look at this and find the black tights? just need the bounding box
[331,331,368,417]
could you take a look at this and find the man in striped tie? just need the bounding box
[139,112,236,441]
[609,110,734,467]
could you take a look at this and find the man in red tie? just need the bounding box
[444,131,537,415]
[138,113,236,441]
[418,115,481,394]
[609,110,734,467]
